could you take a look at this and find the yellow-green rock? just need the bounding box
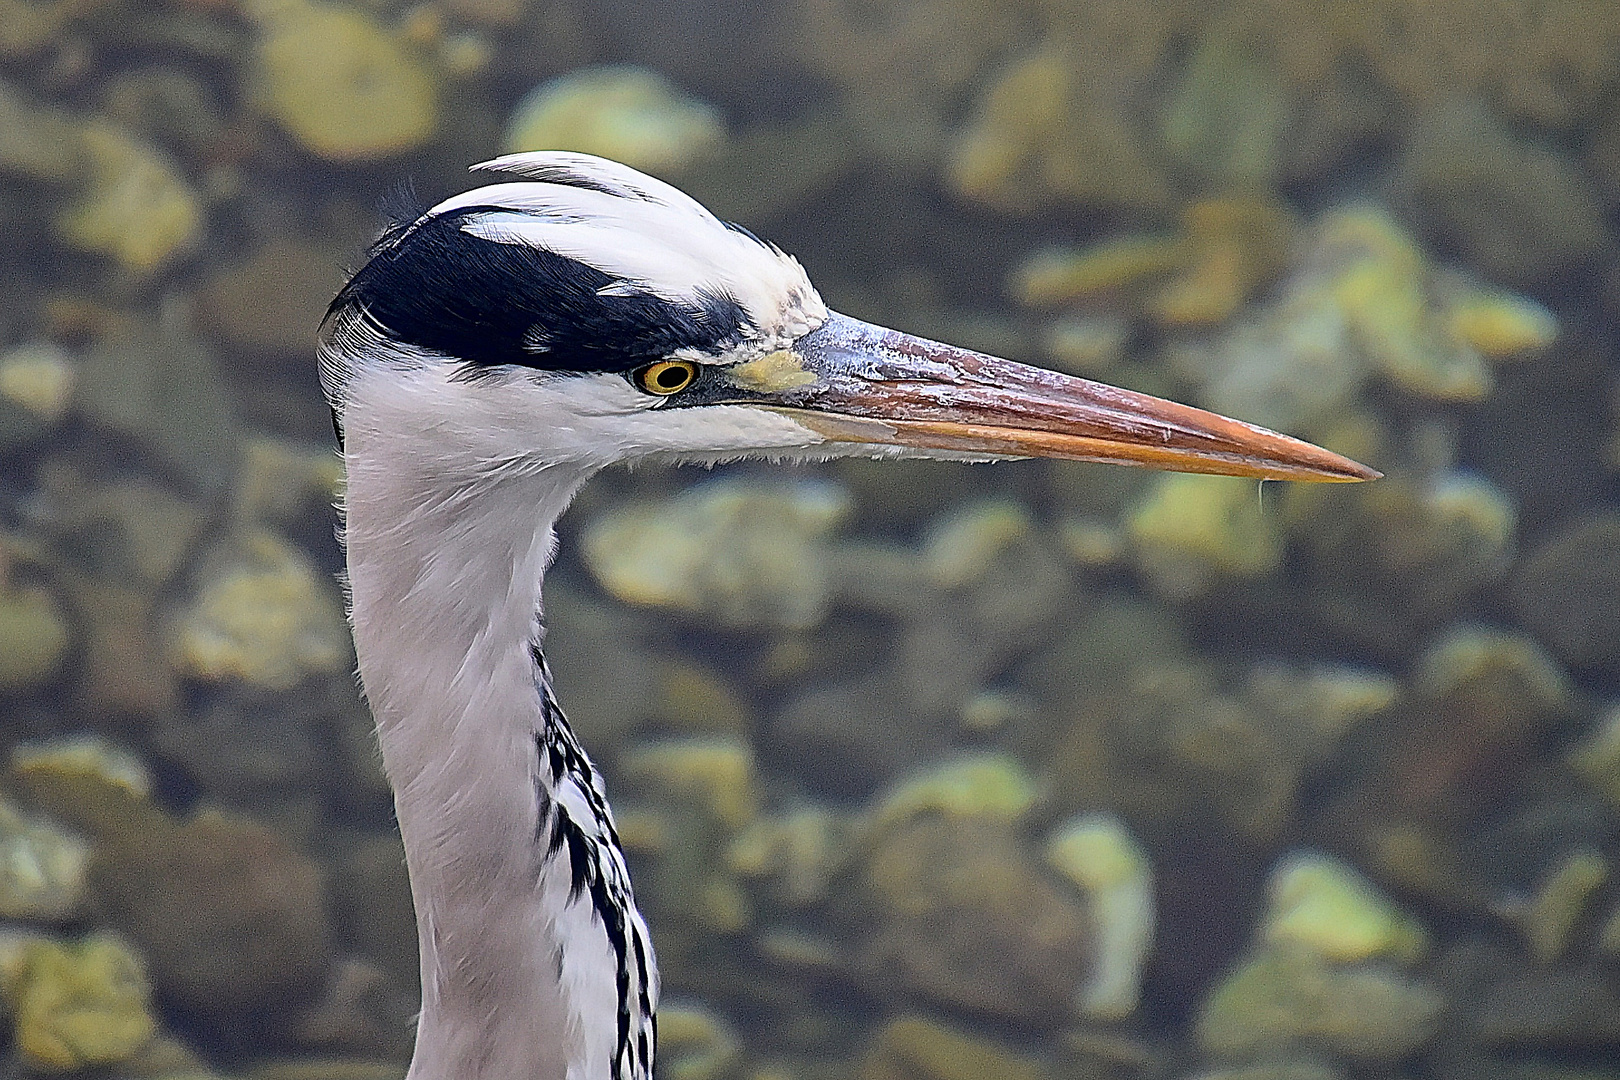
[12,734,152,803]
[0,796,87,922]
[861,1015,1049,1080]
[657,1000,741,1080]
[0,341,75,423]
[726,805,851,906]
[618,737,761,936]
[39,471,208,588]
[173,531,349,691]
[1150,196,1297,327]
[1197,945,1442,1062]
[1321,206,1492,402]
[8,934,157,1071]
[1415,626,1573,725]
[958,688,1032,733]
[949,42,1171,215]
[620,737,759,832]
[1262,852,1426,964]
[252,0,439,162]
[612,807,669,855]
[1519,849,1608,964]
[1046,813,1153,1019]
[1042,314,1129,376]
[654,662,749,737]
[1126,474,1282,599]
[1013,196,1291,329]
[874,752,1037,829]
[57,123,201,274]
[1283,472,1516,650]
[233,437,346,530]
[503,66,723,174]
[0,927,51,998]
[1193,283,1368,435]
[1056,515,1125,567]
[920,499,1032,587]
[10,735,159,848]
[583,480,850,629]
[1011,236,1182,307]
[1246,663,1400,742]
[0,581,69,691]
[123,1034,228,1080]
[695,877,749,934]
[1442,280,1558,358]
[0,82,197,276]
[1160,33,1287,191]
[1570,706,1620,809]
[1601,905,1620,958]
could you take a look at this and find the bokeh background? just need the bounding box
[2,1,1620,1078]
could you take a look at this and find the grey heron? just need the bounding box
[317,152,1376,1080]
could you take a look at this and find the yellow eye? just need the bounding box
[634,360,699,396]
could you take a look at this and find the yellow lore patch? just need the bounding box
[728,350,818,392]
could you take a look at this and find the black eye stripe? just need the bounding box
[330,207,751,373]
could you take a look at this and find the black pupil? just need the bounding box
[656,366,688,389]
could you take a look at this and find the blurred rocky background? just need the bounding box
[2,0,1620,1078]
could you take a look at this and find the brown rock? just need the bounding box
[861,816,1092,1023]
[1475,967,1620,1049]
[197,239,347,359]
[11,761,332,1023]
[97,807,332,1018]
[1512,514,1620,678]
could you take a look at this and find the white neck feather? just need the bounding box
[340,367,606,1080]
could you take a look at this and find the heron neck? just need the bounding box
[341,437,596,1080]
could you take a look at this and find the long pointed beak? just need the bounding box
[744,312,1377,482]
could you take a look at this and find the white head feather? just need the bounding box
[432,152,827,355]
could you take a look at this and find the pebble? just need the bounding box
[173,531,349,691]
[0,583,70,691]
[862,815,1093,1023]
[583,479,850,629]
[1045,813,1154,1019]
[861,1015,1050,1080]
[10,934,158,1071]
[503,65,723,174]
[1261,852,1426,964]
[0,341,75,422]
[1517,849,1607,965]
[873,752,1038,830]
[1198,945,1443,1062]
[57,123,201,274]
[0,796,88,922]
[252,0,439,162]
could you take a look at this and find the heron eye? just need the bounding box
[634,360,699,396]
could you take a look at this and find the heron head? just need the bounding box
[320,152,1376,483]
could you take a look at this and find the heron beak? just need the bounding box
[744,311,1378,482]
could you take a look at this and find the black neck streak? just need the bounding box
[529,641,656,1080]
